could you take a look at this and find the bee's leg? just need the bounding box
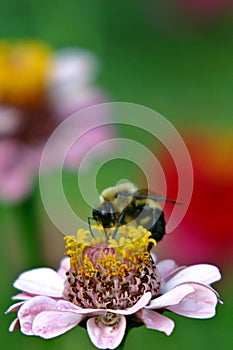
[88,217,96,237]
[103,227,110,241]
[112,210,127,238]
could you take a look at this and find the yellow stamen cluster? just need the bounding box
[108,225,156,257]
[64,235,83,268]
[64,225,156,278]
[96,250,151,278]
[0,40,51,106]
[80,254,97,279]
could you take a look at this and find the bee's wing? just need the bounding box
[118,190,182,205]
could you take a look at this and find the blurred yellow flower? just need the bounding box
[0,40,51,107]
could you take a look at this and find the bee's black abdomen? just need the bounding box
[125,203,166,249]
[150,209,166,242]
[146,209,166,251]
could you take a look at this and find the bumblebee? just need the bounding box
[89,182,179,246]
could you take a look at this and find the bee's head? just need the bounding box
[92,201,116,228]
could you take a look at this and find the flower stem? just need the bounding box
[111,321,141,350]
[114,344,125,350]
[14,193,43,268]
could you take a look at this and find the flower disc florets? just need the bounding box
[63,225,161,309]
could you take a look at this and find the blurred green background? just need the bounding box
[1,1,233,350]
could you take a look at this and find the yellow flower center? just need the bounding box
[63,225,161,309]
[64,225,156,278]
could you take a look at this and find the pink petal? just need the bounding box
[5,301,25,314]
[109,292,152,315]
[12,292,35,300]
[57,293,152,317]
[56,300,82,312]
[57,300,106,315]
[136,309,174,335]
[164,266,186,282]
[167,283,219,319]
[87,315,126,349]
[156,259,178,279]
[9,318,20,332]
[145,284,194,309]
[57,257,70,278]
[18,296,57,335]
[163,264,221,292]
[14,268,65,297]
[32,311,82,339]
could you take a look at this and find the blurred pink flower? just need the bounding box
[0,41,111,203]
[6,225,221,349]
[47,48,104,118]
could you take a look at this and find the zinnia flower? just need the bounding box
[0,40,110,202]
[6,225,221,349]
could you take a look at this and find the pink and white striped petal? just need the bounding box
[13,268,65,297]
[162,264,221,292]
[136,309,174,335]
[18,296,57,335]
[167,283,218,319]
[145,284,194,309]
[87,315,126,350]
[32,311,82,339]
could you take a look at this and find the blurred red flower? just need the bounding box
[177,0,232,17]
[156,130,233,272]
